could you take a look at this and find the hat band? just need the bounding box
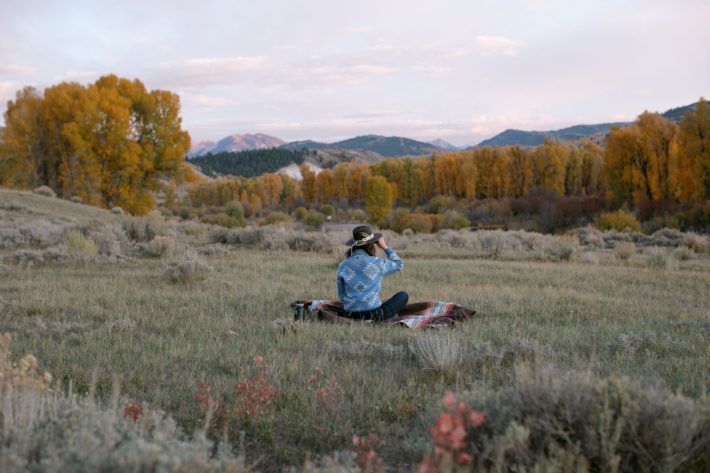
[355,233,375,245]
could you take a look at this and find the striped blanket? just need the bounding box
[293,300,475,329]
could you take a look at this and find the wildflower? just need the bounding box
[234,356,275,418]
[418,390,486,472]
[352,433,384,473]
[123,401,144,421]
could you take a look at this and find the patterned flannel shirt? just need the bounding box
[336,248,404,312]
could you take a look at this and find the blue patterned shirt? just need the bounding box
[337,248,404,312]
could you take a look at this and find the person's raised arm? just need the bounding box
[377,237,404,275]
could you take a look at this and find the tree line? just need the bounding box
[1,77,707,228]
[190,148,306,178]
[188,99,709,227]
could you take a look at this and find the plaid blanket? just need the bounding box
[292,300,475,328]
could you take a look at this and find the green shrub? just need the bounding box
[200,213,244,228]
[595,210,642,232]
[178,207,192,220]
[225,200,245,220]
[123,211,168,242]
[260,211,292,226]
[348,209,367,222]
[320,204,335,217]
[303,210,325,228]
[293,207,308,221]
[549,235,579,261]
[383,208,411,233]
[461,365,710,472]
[406,213,433,234]
[163,257,213,283]
[426,195,455,214]
[441,210,470,230]
[65,230,97,256]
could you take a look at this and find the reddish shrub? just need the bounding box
[123,400,144,421]
[307,367,344,409]
[234,355,275,418]
[418,390,486,473]
[352,433,384,473]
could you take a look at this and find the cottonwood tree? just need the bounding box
[671,98,710,199]
[0,75,190,214]
[365,175,393,224]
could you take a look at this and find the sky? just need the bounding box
[0,0,708,147]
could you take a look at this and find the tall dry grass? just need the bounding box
[0,218,709,470]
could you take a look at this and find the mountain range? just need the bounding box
[187,100,703,161]
[473,102,701,148]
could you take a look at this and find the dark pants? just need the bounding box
[348,291,409,321]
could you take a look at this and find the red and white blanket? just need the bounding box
[293,300,475,328]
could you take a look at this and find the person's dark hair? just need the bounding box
[346,243,376,258]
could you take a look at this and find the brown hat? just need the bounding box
[345,225,382,247]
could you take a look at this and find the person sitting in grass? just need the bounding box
[337,225,408,321]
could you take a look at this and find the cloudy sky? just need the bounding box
[1,0,708,146]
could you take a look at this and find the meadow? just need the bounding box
[1,189,709,472]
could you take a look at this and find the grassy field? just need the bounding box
[1,190,709,471]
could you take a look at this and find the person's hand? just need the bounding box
[377,237,388,249]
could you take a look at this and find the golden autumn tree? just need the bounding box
[635,112,676,201]
[531,138,568,195]
[454,152,477,199]
[578,140,604,196]
[606,113,677,205]
[0,75,190,214]
[398,157,423,206]
[315,168,336,204]
[0,87,45,188]
[605,126,648,204]
[433,153,459,197]
[475,147,498,198]
[671,98,710,200]
[365,175,393,224]
[300,164,317,204]
[507,146,533,197]
[565,147,583,196]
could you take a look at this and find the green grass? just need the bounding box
[1,248,709,470]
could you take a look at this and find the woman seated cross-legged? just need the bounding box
[336,225,408,321]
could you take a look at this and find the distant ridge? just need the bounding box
[428,139,460,151]
[282,134,440,157]
[474,101,704,148]
[188,133,285,157]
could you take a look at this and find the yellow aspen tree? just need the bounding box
[636,112,676,201]
[605,126,649,204]
[475,147,497,198]
[531,138,567,194]
[262,173,284,208]
[365,175,393,224]
[578,140,604,195]
[300,164,317,204]
[670,98,710,200]
[399,157,422,206]
[565,147,583,196]
[507,146,533,197]
[315,169,336,203]
[454,152,477,199]
[0,87,44,187]
[491,148,511,198]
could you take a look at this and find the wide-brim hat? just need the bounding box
[345,225,382,247]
